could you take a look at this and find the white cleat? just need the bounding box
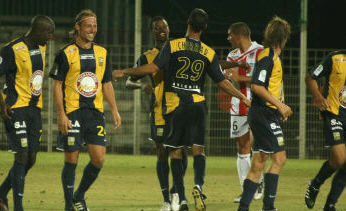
[171,193,180,211]
[160,202,172,211]
[254,182,263,200]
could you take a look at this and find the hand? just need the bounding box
[112,111,121,130]
[142,84,154,95]
[112,70,124,79]
[58,112,71,135]
[225,68,240,82]
[313,95,330,111]
[278,104,293,122]
[242,98,251,108]
[0,103,13,120]
[238,61,251,72]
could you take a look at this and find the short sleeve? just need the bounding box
[49,50,69,81]
[0,45,16,76]
[153,41,171,69]
[102,54,112,83]
[251,56,273,86]
[308,54,332,80]
[207,54,225,83]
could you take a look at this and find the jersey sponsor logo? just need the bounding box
[14,121,26,129]
[80,54,95,60]
[66,47,77,55]
[313,64,323,76]
[30,70,43,96]
[338,86,346,108]
[258,70,267,82]
[29,49,41,56]
[76,72,99,97]
[14,45,25,51]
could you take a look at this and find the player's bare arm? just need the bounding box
[218,79,251,107]
[53,80,71,135]
[0,92,12,120]
[113,63,160,77]
[251,84,292,121]
[103,81,121,129]
[224,68,252,83]
[219,60,250,70]
[305,74,330,111]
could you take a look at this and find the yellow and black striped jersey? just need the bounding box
[309,51,346,115]
[131,48,165,125]
[153,37,225,114]
[0,37,46,109]
[49,42,112,114]
[251,48,284,109]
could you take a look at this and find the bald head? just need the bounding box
[26,15,55,46]
[31,15,55,32]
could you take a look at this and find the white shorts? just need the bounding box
[230,115,250,138]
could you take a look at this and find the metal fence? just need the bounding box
[0,40,341,159]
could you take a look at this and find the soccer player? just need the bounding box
[237,16,292,211]
[224,22,264,203]
[114,8,250,211]
[49,9,121,211]
[121,16,187,211]
[0,15,55,211]
[304,51,345,211]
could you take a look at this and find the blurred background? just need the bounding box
[0,0,345,159]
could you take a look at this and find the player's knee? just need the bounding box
[272,156,287,169]
[192,145,204,156]
[329,156,346,169]
[91,157,105,168]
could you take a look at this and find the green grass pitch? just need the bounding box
[0,151,345,210]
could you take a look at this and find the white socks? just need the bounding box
[237,153,251,192]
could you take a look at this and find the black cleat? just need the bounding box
[0,197,8,211]
[179,200,189,211]
[324,204,337,211]
[192,186,206,211]
[73,199,89,211]
[305,181,319,209]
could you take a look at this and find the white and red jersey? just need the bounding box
[226,41,263,115]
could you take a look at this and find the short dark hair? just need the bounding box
[263,16,291,49]
[229,22,251,38]
[188,8,208,32]
[150,16,166,31]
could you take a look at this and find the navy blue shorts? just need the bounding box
[5,106,42,153]
[57,108,106,152]
[163,102,206,148]
[322,109,345,147]
[249,106,285,153]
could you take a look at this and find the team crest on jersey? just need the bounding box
[76,72,99,97]
[30,70,43,96]
[338,86,346,108]
[98,57,104,66]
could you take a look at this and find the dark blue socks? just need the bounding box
[239,179,259,210]
[62,162,77,210]
[156,160,170,202]
[263,173,279,210]
[11,161,26,211]
[171,158,186,202]
[193,155,205,188]
[74,162,101,201]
